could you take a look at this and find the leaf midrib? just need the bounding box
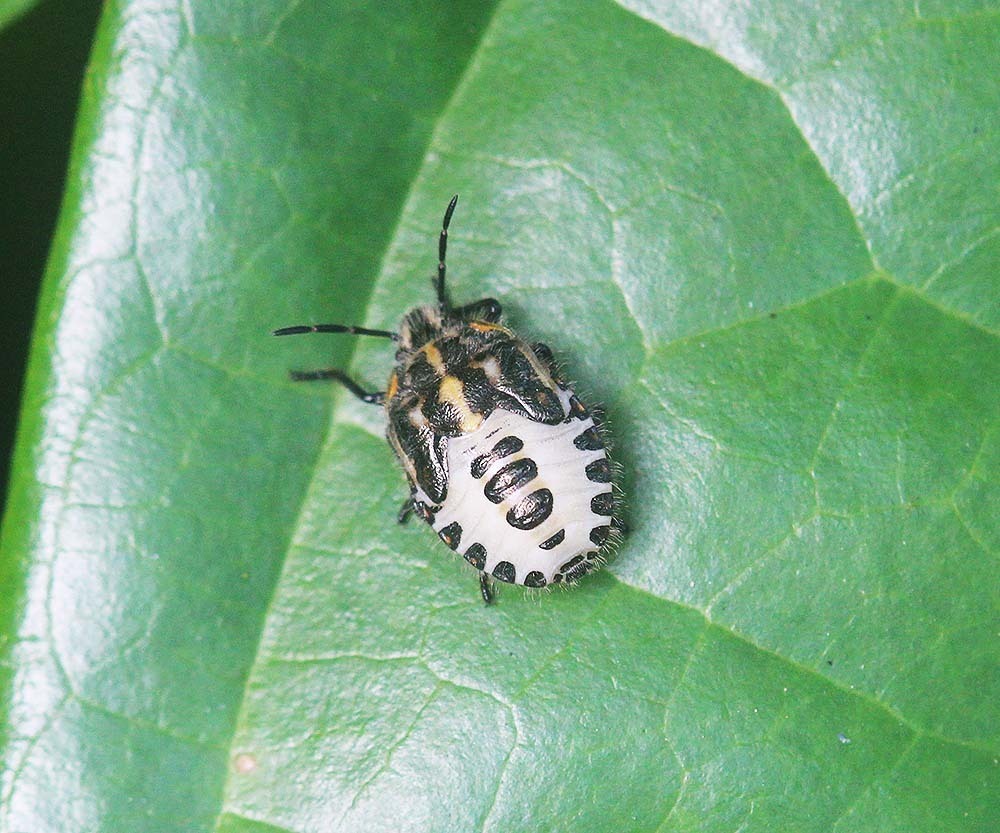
[207,5,513,829]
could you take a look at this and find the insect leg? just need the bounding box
[289,368,385,405]
[436,194,460,312]
[479,572,494,605]
[397,495,415,524]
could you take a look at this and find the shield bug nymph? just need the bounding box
[274,196,623,602]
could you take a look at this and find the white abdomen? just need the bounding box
[423,393,614,587]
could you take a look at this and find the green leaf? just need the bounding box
[0,0,103,494]
[0,0,40,31]
[2,1,997,832]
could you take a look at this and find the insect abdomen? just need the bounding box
[424,392,614,587]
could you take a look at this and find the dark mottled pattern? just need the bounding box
[455,366,494,415]
[470,435,524,479]
[422,397,462,428]
[405,354,438,390]
[398,307,443,352]
[491,435,524,460]
[484,458,538,504]
[470,454,490,479]
[538,529,565,550]
[591,492,614,516]
[524,571,547,587]
[389,403,450,503]
[464,543,487,569]
[492,560,516,583]
[563,557,594,583]
[573,426,604,451]
[438,521,462,550]
[585,457,611,483]
[437,335,470,368]
[506,488,553,530]
[493,345,565,423]
[590,525,611,547]
[559,554,585,572]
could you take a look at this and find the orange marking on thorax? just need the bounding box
[468,322,508,334]
[422,343,446,374]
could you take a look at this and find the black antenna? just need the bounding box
[271,323,398,340]
[436,194,459,311]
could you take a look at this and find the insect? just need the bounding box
[274,195,621,603]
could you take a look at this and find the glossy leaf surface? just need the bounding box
[1,1,997,831]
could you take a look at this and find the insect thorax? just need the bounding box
[385,303,568,505]
[391,313,563,429]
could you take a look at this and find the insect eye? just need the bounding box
[479,298,502,322]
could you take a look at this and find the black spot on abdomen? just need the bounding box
[563,554,596,583]
[438,521,462,550]
[492,560,516,583]
[507,488,553,530]
[573,426,604,451]
[558,554,585,572]
[484,458,538,503]
[539,529,565,550]
[558,552,597,583]
[471,435,524,479]
[464,543,486,569]
[523,571,547,587]
[591,492,614,516]
[585,458,611,483]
